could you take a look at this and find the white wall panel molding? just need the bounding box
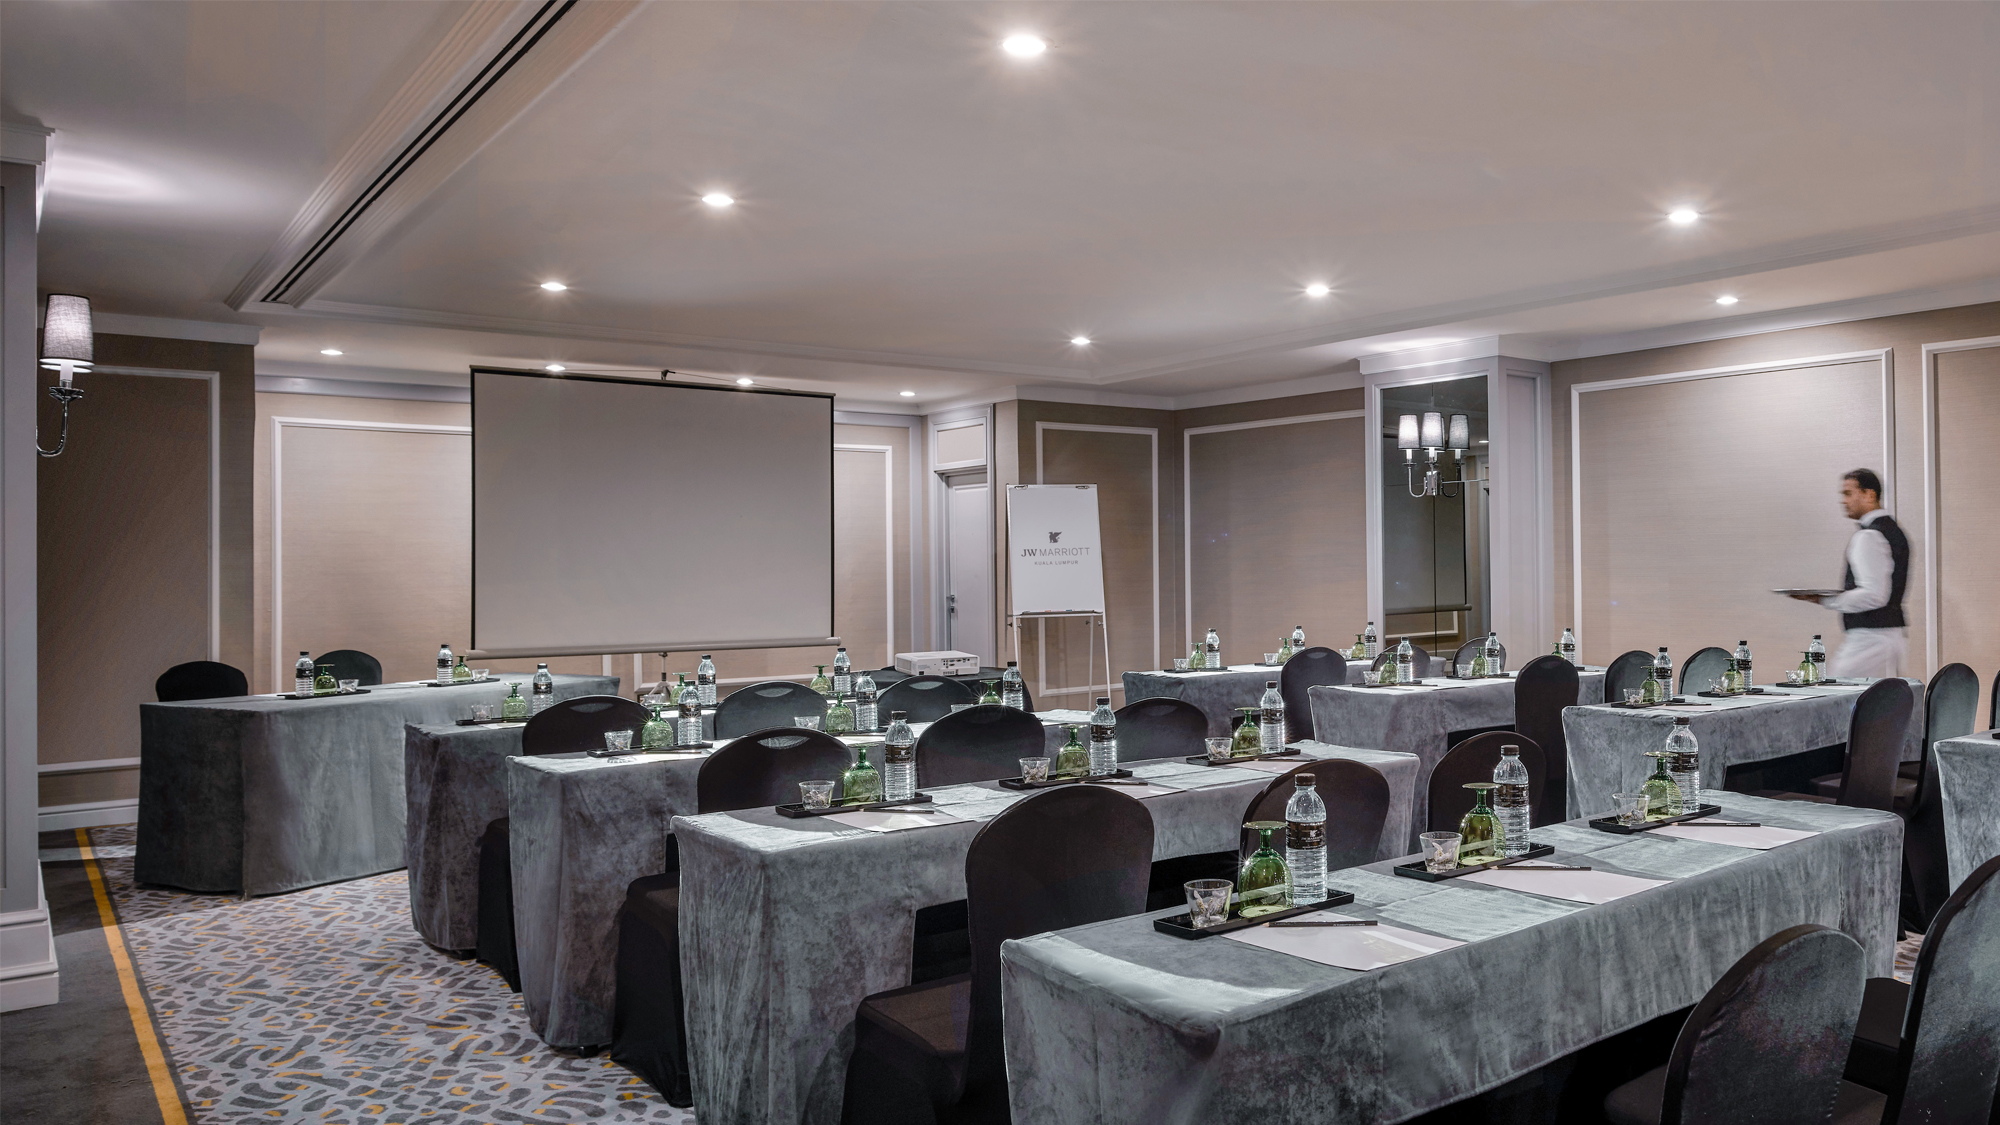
[35,798,138,833]
[0,870,56,1011]
[835,443,898,668]
[1918,334,2000,674]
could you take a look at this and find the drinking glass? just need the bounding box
[1185,879,1233,929]
[978,681,1002,705]
[793,715,821,730]
[1613,793,1649,827]
[1172,657,1191,671]
[1458,662,1476,679]
[338,679,359,694]
[1420,831,1461,873]
[469,704,494,722]
[1264,652,1282,666]
[799,780,834,809]
[1623,689,1643,705]
[603,730,633,754]
[1363,670,1383,686]
[1019,757,1050,783]
[472,669,490,681]
[1785,670,1804,685]
[1205,736,1234,762]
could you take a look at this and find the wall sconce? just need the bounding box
[1397,411,1483,498]
[37,294,92,459]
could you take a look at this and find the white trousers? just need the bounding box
[1829,627,1907,679]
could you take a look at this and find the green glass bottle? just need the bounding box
[810,665,832,696]
[978,680,1001,705]
[313,663,337,696]
[452,655,474,682]
[501,683,529,722]
[1457,782,1504,864]
[1237,822,1294,918]
[1231,708,1262,756]
[825,694,855,734]
[1351,633,1367,660]
[1276,635,1294,662]
[1471,648,1488,677]
[1055,726,1090,778]
[640,700,674,749]
[1641,752,1682,819]
[841,745,882,805]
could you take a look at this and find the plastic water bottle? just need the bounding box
[531,663,554,714]
[1001,662,1026,710]
[1665,718,1701,814]
[1395,638,1415,684]
[295,651,314,695]
[1493,744,1532,855]
[1204,628,1221,670]
[697,654,717,706]
[1734,640,1753,689]
[1291,624,1306,652]
[1284,774,1327,903]
[1483,631,1502,674]
[1258,680,1286,752]
[831,647,851,694]
[1088,696,1119,775]
[854,672,879,731]
[436,643,454,685]
[676,677,703,747]
[1560,628,1578,666]
[1649,646,1674,700]
[1808,634,1826,681]
[882,711,916,800]
[1363,621,1379,659]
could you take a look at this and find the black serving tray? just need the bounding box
[421,677,500,688]
[1352,680,1421,689]
[1587,803,1725,835]
[1159,667,1208,674]
[454,716,520,726]
[1184,749,1303,766]
[1697,688,1773,698]
[997,768,1136,790]
[1391,842,1557,882]
[274,688,372,700]
[774,793,936,818]
[1152,891,1358,940]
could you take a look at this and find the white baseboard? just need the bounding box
[38,797,139,832]
[0,869,58,1012]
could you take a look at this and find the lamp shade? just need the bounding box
[40,295,93,365]
[1420,411,1444,450]
[1448,414,1470,450]
[1397,414,1420,450]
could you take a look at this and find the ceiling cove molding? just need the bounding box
[226,0,643,311]
[92,311,261,346]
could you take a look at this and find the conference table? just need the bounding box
[1122,662,1368,737]
[136,672,617,896]
[1307,670,1608,847]
[1000,792,1900,1125]
[673,741,1421,1125]
[1934,727,2000,890]
[1561,680,1926,819]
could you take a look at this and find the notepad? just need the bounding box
[1459,861,1668,904]
[1647,821,1819,850]
[820,809,968,832]
[1224,918,1463,971]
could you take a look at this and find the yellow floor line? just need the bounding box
[78,827,192,1125]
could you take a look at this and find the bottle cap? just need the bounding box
[1096,696,1110,706]
[1267,680,1278,688]
[891,710,907,719]
[1501,744,1519,754]
[1674,716,1691,724]
[1295,774,1314,786]
[1813,634,1822,639]
[1739,640,1747,645]
[1007,661,1017,668]
[702,654,711,659]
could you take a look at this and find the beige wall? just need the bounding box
[1933,344,2000,684]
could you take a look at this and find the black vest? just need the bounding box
[1842,513,1908,630]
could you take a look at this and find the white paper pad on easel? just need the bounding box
[1223,920,1463,971]
[821,809,967,832]
[1460,861,1668,904]
[1648,821,1818,850]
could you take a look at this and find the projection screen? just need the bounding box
[471,368,834,657]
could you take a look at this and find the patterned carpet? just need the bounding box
[82,826,693,1125]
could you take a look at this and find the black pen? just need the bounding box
[1495,864,1593,871]
[1684,821,1761,827]
[1267,918,1378,928]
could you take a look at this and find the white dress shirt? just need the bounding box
[1821,509,1895,617]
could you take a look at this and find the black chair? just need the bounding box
[477,696,648,992]
[913,705,1048,788]
[1112,696,1208,763]
[1679,647,1732,694]
[1425,731,1545,833]
[1991,669,1999,731]
[877,675,976,724]
[1602,924,1881,1125]
[1448,638,1505,674]
[842,786,1154,1125]
[154,660,249,702]
[1279,648,1346,743]
[1843,853,2000,1121]
[712,680,826,739]
[1370,647,1432,679]
[1770,678,1914,812]
[1604,649,1655,704]
[1815,662,1979,807]
[312,649,382,687]
[1514,655,1578,826]
[611,728,852,1106]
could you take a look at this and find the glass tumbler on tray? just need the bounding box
[799,780,834,809]
[1456,782,1504,864]
[1420,831,1461,873]
[1185,879,1232,929]
[1237,821,1294,917]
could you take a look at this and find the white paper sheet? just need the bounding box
[819,808,968,832]
[1647,821,1819,850]
[1223,918,1463,971]
[1224,758,1315,775]
[1091,782,1182,799]
[1459,861,1668,904]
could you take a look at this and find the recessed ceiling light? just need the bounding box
[545,364,566,372]
[736,377,755,386]
[1001,33,1047,57]
[899,390,916,397]
[319,348,343,356]
[1714,295,1739,306]
[540,281,568,291]
[1304,283,1331,298]
[702,192,735,209]
[1070,336,1092,346]
[1667,208,1700,225]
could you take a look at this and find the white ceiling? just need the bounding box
[7,0,1998,409]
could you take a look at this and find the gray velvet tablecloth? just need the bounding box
[138,673,617,896]
[674,742,1418,1125]
[1123,663,1366,737]
[1562,681,1926,819]
[1934,728,2000,890]
[1001,792,1901,1125]
[1307,671,1607,847]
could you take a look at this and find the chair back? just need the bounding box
[1514,655,1578,825]
[1279,648,1346,741]
[1833,678,1915,811]
[876,675,975,724]
[1370,647,1432,678]
[1889,853,2000,1125]
[697,728,854,812]
[1661,924,1865,1125]
[155,660,249,702]
[1112,697,1207,763]
[1990,670,1998,732]
[1922,663,1980,759]
[1603,649,1654,702]
[1426,731,1545,833]
[964,787,1153,1091]
[1240,758,1389,873]
[914,705,1049,788]
[1677,647,1731,694]
[520,695,649,756]
[712,680,825,739]
[1448,638,1506,674]
[313,649,383,687]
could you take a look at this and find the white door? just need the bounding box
[944,475,993,662]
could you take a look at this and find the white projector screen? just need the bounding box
[471,368,835,657]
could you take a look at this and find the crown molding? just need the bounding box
[1,123,53,166]
[93,311,260,346]
[256,375,471,403]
